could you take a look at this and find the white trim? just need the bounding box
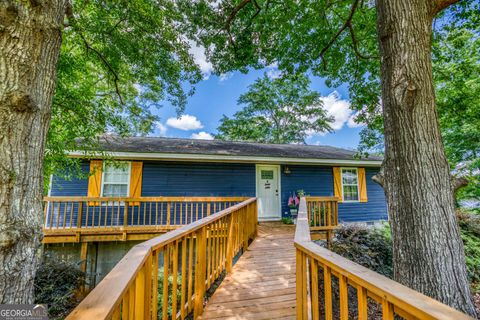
[100,161,132,199]
[255,164,282,220]
[46,174,53,227]
[47,174,53,196]
[68,150,382,167]
[340,167,360,202]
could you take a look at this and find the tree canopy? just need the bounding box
[356,16,480,201]
[216,73,332,143]
[434,27,480,201]
[46,0,202,180]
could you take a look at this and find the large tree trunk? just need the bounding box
[376,0,476,316]
[0,1,65,303]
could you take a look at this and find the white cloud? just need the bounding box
[321,92,352,131]
[166,115,204,131]
[219,72,233,82]
[156,122,168,136]
[347,113,365,128]
[304,92,354,138]
[188,40,213,79]
[265,62,282,79]
[190,131,214,140]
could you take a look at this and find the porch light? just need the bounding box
[284,165,291,175]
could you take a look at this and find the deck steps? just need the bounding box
[200,222,296,320]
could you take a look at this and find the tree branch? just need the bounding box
[225,0,252,32]
[432,0,461,16]
[452,176,469,195]
[79,34,124,104]
[245,0,261,30]
[223,0,263,54]
[318,0,360,60]
[347,23,379,60]
[372,163,384,188]
[65,3,124,104]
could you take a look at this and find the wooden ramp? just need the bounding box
[201,222,296,320]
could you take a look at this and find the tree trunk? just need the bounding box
[375,0,476,316]
[0,1,65,303]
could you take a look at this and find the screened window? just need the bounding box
[341,168,359,201]
[101,162,131,197]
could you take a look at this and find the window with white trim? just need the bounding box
[341,168,359,201]
[101,162,131,197]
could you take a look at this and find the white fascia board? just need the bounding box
[68,150,382,167]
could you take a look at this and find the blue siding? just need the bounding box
[50,162,89,196]
[47,161,256,228]
[281,165,387,222]
[280,165,334,215]
[141,161,256,197]
[48,162,89,228]
[338,168,388,222]
[48,160,387,226]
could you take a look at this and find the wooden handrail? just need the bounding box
[44,196,250,202]
[43,196,249,232]
[294,197,473,320]
[66,197,257,320]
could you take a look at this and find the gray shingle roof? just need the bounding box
[88,136,382,161]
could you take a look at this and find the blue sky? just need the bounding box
[152,64,364,150]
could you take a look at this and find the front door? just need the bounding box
[256,165,281,220]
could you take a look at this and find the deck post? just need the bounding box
[167,203,171,226]
[143,254,152,319]
[253,201,258,238]
[242,207,248,251]
[134,265,146,319]
[194,226,207,318]
[77,202,83,229]
[123,202,129,228]
[79,242,88,294]
[225,214,235,273]
[296,249,308,320]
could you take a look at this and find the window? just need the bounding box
[341,168,359,201]
[261,170,274,180]
[101,162,131,197]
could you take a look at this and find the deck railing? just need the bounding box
[305,196,338,230]
[43,196,248,231]
[294,197,472,320]
[66,197,257,319]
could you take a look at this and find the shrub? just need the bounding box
[157,267,182,319]
[34,255,84,320]
[457,210,480,293]
[325,223,393,278]
[322,211,480,294]
[282,217,294,225]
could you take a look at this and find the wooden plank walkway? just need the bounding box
[201,222,296,320]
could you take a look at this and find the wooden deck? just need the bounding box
[201,222,296,320]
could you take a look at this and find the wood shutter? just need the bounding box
[129,161,143,205]
[333,167,342,202]
[358,168,368,202]
[87,160,103,205]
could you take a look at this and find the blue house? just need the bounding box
[48,136,387,224]
[44,136,387,285]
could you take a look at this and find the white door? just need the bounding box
[256,165,281,220]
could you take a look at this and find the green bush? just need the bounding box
[457,210,480,293]
[282,217,294,225]
[157,267,183,319]
[326,223,393,278]
[34,255,84,320]
[324,212,480,294]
